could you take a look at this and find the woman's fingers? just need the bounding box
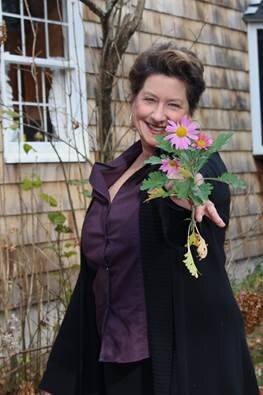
[195,201,226,227]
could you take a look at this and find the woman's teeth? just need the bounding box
[147,123,164,132]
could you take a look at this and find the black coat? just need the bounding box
[40,153,259,395]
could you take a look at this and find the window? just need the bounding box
[0,0,88,163]
[244,2,263,156]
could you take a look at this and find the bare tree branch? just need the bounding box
[105,0,119,16]
[79,0,105,19]
[80,0,145,161]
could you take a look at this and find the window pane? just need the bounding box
[20,65,45,103]
[3,16,22,55]
[47,0,65,22]
[2,0,20,14]
[7,64,19,102]
[48,23,64,57]
[258,29,263,145]
[23,0,44,19]
[23,105,46,141]
[25,20,46,58]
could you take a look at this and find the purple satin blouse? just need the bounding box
[81,141,151,363]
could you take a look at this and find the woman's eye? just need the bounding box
[144,97,155,103]
[169,103,180,108]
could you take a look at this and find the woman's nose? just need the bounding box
[150,104,166,123]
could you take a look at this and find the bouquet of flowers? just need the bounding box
[140,116,246,278]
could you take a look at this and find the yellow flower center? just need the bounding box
[176,125,188,137]
[197,139,206,148]
[168,160,178,168]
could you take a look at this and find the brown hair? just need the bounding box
[128,43,205,115]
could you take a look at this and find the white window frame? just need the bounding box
[0,0,89,163]
[247,23,263,156]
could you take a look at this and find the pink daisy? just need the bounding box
[164,116,199,150]
[159,158,180,179]
[192,132,213,150]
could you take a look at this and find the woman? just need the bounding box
[40,43,259,395]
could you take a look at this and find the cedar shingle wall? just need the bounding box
[1,0,262,267]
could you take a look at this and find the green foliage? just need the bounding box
[231,264,263,294]
[141,171,167,190]
[21,176,42,191]
[189,182,214,206]
[172,178,193,200]
[209,132,233,153]
[39,192,58,207]
[54,224,73,233]
[217,172,247,189]
[81,189,92,198]
[144,155,163,165]
[48,212,66,226]
[23,143,36,154]
[67,179,89,185]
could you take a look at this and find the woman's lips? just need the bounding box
[145,122,166,134]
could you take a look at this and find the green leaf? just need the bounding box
[62,250,77,258]
[209,132,233,153]
[21,176,42,191]
[55,224,73,233]
[155,135,175,153]
[217,172,247,189]
[144,155,163,165]
[39,192,58,207]
[183,248,199,278]
[23,143,36,154]
[67,179,89,185]
[140,171,167,191]
[64,242,74,248]
[48,212,66,225]
[81,189,92,198]
[189,182,213,206]
[32,176,42,188]
[172,178,193,200]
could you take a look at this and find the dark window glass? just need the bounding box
[23,0,44,19]
[258,29,263,145]
[48,24,64,57]
[2,0,20,14]
[3,16,22,55]
[47,0,64,21]
[24,20,46,58]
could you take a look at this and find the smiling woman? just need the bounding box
[39,43,259,395]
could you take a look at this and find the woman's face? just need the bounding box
[132,74,190,154]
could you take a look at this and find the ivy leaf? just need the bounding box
[217,172,247,189]
[48,212,66,225]
[183,248,199,278]
[23,143,36,154]
[39,192,58,207]
[209,132,233,153]
[144,155,163,165]
[21,176,42,191]
[81,189,92,198]
[67,179,89,185]
[55,224,73,233]
[62,250,77,258]
[140,171,167,191]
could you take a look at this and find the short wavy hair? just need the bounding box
[128,43,206,115]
